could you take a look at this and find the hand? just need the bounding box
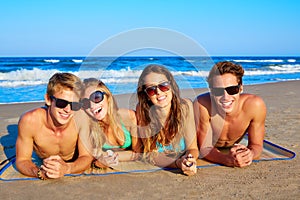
[96,150,119,168]
[178,154,197,176]
[41,155,70,178]
[230,144,254,167]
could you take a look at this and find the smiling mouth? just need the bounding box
[219,100,234,109]
[60,112,70,119]
[157,95,166,101]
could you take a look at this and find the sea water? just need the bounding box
[0,56,299,104]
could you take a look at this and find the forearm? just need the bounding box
[151,153,177,168]
[116,150,137,161]
[186,148,199,159]
[248,144,263,159]
[66,155,93,174]
[201,147,234,167]
[16,159,39,177]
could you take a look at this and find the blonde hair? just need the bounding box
[82,78,123,157]
[47,72,83,98]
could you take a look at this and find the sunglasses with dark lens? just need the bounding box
[210,85,241,96]
[50,96,82,111]
[144,81,171,96]
[81,90,106,109]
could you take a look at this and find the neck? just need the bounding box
[154,104,171,123]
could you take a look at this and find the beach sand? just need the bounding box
[0,81,299,199]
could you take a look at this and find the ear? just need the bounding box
[45,94,51,106]
[239,85,244,94]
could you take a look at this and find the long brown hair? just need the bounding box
[136,64,187,152]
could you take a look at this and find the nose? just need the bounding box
[156,87,163,94]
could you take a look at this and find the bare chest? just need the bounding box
[211,115,250,147]
[33,125,78,160]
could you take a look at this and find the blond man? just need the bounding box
[16,73,92,179]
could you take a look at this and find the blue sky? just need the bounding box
[0,0,299,56]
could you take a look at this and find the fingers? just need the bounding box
[41,156,66,178]
[181,154,197,176]
[97,150,119,168]
[41,164,61,178]
[233,148,253,167]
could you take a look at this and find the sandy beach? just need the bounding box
[0,81,299,199]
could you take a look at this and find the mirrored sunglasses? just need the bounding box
[144,81,171,96]
[210,85,241,96]
[50,96,82,111]
[81,90,106,109]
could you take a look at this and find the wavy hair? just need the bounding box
[136,64,187,153]
[82,78,123,158]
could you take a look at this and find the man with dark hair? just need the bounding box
[193,61,266,167]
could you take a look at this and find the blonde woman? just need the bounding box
[81,78,138,168]
[136,64,198,176]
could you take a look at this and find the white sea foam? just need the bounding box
[1,65,299,88]
[269,64,300,72]
[72,59,83,63]
[0,68,60,81]
[44,59,60,63]
[233,59,284,63]
[0,80,47,87]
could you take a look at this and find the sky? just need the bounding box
[0,0,299,56]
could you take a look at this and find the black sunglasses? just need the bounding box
[81,90,106,109]
[50,96,82,111]
[210,85,241,96]
[144,81,171,97]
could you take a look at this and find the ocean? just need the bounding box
[0,56,299,104]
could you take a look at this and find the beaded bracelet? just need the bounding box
[37,168,47,180]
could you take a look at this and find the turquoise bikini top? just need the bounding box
[156,137,186,153]
[102,123,132,150]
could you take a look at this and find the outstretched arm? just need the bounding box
[15,112,40,177]
[245,96,266,159]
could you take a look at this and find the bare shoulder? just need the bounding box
[19,107,46,125]
[18,107,46,137]
[193,92,212,115]
[193,92,211,106]
[118,108,137,125]
[241,94,266,118]
[242,94,266,109]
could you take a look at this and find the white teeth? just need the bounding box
[93,107,102,114]
[60,113,69,118]
[157,95,166,101]
[222,102,231,106]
